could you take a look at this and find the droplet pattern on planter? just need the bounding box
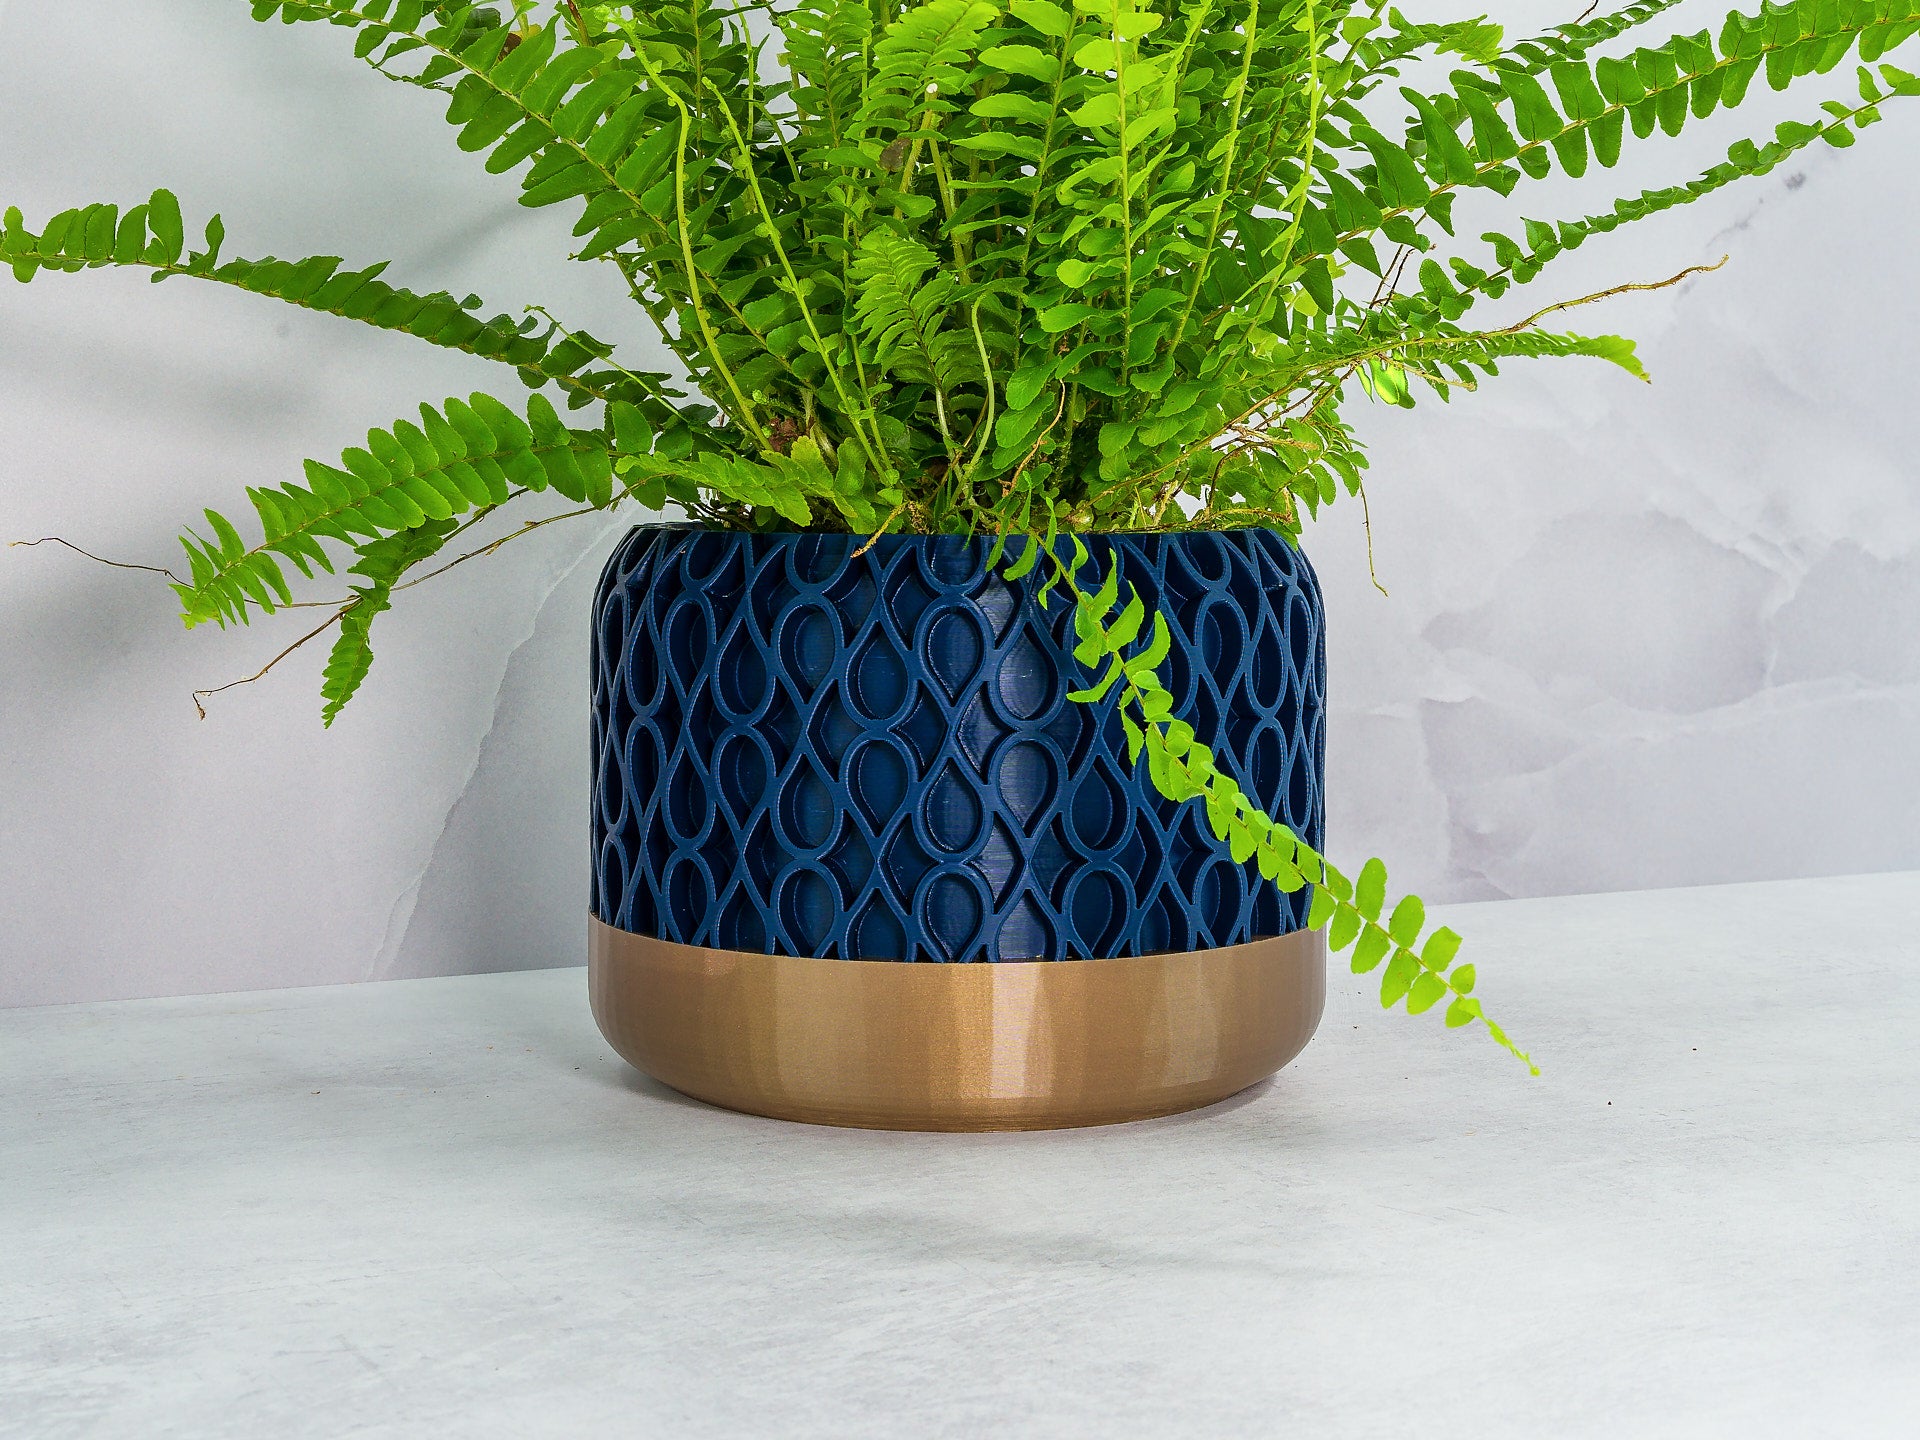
[591,527,1326,961]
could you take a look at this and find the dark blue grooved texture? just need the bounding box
[591,527,1325,962]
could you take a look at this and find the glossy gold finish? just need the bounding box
[588,917,1326,1131]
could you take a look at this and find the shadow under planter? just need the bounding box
[588,526,1328,1130]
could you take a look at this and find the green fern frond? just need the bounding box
[619,434,900,532]
[1361,323,1649,395]
[248,4,693,296]
[175,391,627,630]
[319,519,457,726]
[0,190,684,417]
[1433,80,1918,313]
[778,0,874,155]
[856,0,1001,140]
[1335,12,1507,104]
[1503,0,1691,75]
[1305,0,1920,266]
[1039,539,1536,1072]
[850,229,977,392]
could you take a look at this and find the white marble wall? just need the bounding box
[3,2,1915,1006]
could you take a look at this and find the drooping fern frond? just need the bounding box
[0,190,686,422]
[319,518,457,726]
[1039,537,1536,1070]
[175,391,637,629]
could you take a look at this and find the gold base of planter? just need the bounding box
[588,917,1326,1131]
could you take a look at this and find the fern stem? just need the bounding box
[1491,255,1728,336]
[1169,0,1260,356]
[962,300,997,480]
[1013,19,1078,280]
[191,601,356,720]
[1026,538,1534,1072]
[1235,0,1325,347]
[394,501,604,595]
[1103,0,1138,388]
[703,77,890,474]
[649,69,772,450]
[924,130,969,279]
[9,536,182,586]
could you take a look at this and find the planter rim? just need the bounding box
[616,521,1295,542]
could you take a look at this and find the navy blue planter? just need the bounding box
[590,527,1325,963]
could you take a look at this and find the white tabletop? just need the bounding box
[4,872,1917,1439]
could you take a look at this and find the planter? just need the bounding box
[588,526,1328,1129]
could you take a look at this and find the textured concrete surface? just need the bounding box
[4,874,1917,1438]
[3,1,1918,1006]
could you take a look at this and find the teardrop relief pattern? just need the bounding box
[591,528,1325,960]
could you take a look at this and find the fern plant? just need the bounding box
[10,0,1918,1070]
